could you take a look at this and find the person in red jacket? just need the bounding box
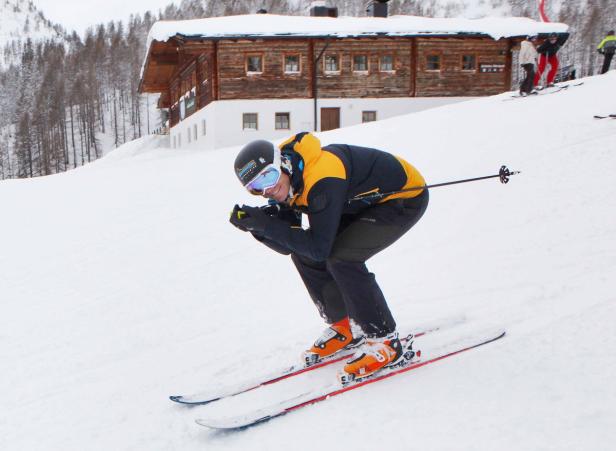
[534,33,567,88]
[230,132,429,381]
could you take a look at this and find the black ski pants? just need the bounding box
[601,52,614,74]
[520,63,535,94]
[291,189,429,337]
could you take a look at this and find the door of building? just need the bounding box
[320,107,340,131]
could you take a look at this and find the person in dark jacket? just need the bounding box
[597,30,616,74]
[230,132,429,380]
[534,33,567,88]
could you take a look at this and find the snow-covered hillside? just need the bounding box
[1,72,615,451]
[0,0,65,68]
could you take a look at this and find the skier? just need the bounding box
[534,33,566,88]
[519,35,539,96]
[230,132,429,380]
[597,30,616,74]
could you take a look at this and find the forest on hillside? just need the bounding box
[0,0,612,180]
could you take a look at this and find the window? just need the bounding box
[353,55,368,72]
[243,113,258,130]
[426,54,440,71]
[178,134,182,148]
[462,54,476,71]
[284,55,300,73]
[380,55,394,72]
[324,54,340,73]
[173,135,177,149]
[179,98,186,120]
[180,65,197,118]
[246,55,263,73]
[275,112,290,130]
[202,119,206,136]
[187,127,191,143]
[193,124,198,141]
[362,111,377,123]
[185,92,196,116]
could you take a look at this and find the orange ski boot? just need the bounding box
[340,332,403,383]
[302,317,364,366]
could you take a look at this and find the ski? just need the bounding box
[169,315,466,406]
[593,114,616,119]
[508,86,564,99]
[195,328,505,430]
[555,81,584,88]
[506,81,584,100]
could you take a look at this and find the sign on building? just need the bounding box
[479,64,505,73]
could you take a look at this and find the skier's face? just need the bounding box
[262,172,291,202]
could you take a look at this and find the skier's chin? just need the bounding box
[266,185,285,202]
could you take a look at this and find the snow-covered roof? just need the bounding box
[146,13,569,47]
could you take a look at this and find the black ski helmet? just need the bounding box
[234,140,280,187]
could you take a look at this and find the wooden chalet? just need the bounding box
[139,4,568,150]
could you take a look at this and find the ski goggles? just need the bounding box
[243,145,282,194]
[245,165,281,194]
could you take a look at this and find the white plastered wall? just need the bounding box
[169,96,473,150]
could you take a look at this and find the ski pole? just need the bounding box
[348,165,520,204]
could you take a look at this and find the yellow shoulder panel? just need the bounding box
[294,150,346,207]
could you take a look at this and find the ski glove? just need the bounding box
[229,204,270,235]
[229,204,249,232]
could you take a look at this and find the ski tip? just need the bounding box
[195,418,243,430]
[195,418,215,429]
[483,329,506,344]
[485,328,506,340]
[169,395,217,406]
[195,418,242,430]
[195,415,274,430]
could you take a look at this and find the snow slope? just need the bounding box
[1,72,616,451]
[0,0,65,68]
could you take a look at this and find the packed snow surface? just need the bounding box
[1,72,616,450]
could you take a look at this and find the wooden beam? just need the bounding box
[141,83,170,92]
[142,87,169,94]
[504,38,513,91]
[213,41,219,101]
[150,53,179,65]
[410,37,417,97]
[309,39,315,98]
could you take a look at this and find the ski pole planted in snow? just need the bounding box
[348,165,520,204]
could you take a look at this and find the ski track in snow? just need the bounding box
[1,73,616,451]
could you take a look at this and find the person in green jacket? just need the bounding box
[597,30,616,74]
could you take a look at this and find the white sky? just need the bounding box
[33,0,179,36]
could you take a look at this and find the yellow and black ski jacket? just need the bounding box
[262,132,425,262]
[597,34,616,54]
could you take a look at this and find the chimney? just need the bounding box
[309,1,338,18]
[367,0,390,18]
